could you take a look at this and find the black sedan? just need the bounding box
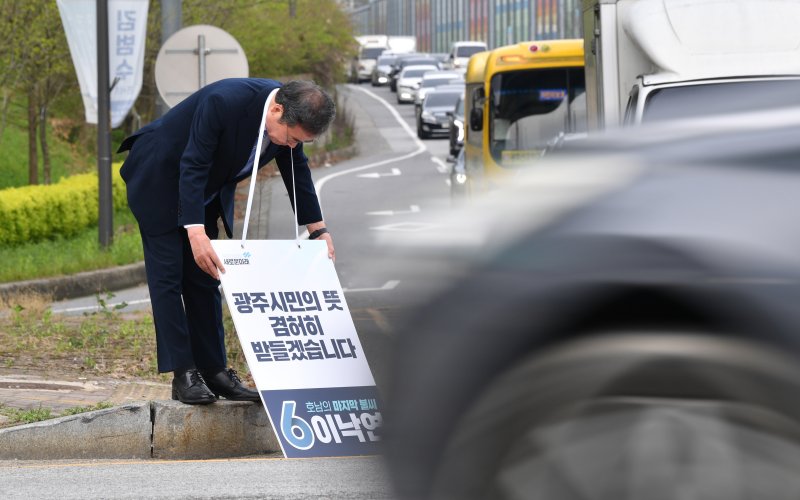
[416,87,462,139]
[383,107,800,499]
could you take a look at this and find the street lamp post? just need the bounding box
[97,0,113,248]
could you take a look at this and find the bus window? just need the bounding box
[469,87,485,133]
[488,67,586,166]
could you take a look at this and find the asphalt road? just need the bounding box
[0,455,392,499]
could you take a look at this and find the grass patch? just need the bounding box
[60,401,114,416]
[0,292,250,383]
[0,209,143,283]
[0,405,53,425]
[0,402,115,427]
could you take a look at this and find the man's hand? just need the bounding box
[187,226,225,279]
[319,232,335,262]
[307,222,335,262]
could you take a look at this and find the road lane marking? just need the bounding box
[357,167,401,179]
[369,222,438,232]
[313,85,426,208]
[430,155,449,174]
[343,280,400,293]
[366,205,420,216]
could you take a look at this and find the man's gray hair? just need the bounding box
[275,80,336,136]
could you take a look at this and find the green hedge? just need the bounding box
[0,163,127,246]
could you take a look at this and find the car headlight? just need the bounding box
[421,111,435,122]
[454,173,467,184]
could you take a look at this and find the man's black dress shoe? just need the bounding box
[172,368,217,405]
[201,368,260,402]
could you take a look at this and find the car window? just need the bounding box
[425,92,461,108]
[360,47,385,59]
[404,68,433,78]
[455,45,485,57]
[642,80,800,123]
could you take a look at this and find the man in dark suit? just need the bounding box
[118,79,336,404]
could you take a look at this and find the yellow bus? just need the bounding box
[468,39,586,187]
[460,50,490,196]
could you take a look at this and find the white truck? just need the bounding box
[351,35,417,83]
[583,0,800,129]
[387,36,417,54]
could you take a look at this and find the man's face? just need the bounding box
[265,102,315,148]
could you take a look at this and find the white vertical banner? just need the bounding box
[211,239,383,458]
[57,0,149,127]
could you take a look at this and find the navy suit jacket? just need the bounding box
[118,78,323,237]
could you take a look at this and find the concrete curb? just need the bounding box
[0,400,280,460]
[0,262,146,302]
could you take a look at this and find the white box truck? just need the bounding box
[387,36,417,54]
[352,35,390,83]
[583,0,800,129]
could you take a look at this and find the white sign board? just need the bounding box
[212,239,382,458]
[57,0,148,127]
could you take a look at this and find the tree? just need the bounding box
[0,0,72,185]
[225,0,357,87]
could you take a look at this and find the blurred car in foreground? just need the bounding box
[416,87,462,138]
[383,107,800,499]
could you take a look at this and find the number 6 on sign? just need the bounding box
[281,401,314,450]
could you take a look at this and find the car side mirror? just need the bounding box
[470,108,483,131]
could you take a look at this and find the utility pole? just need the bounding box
[157,0,183,116]
[97,0,113,248]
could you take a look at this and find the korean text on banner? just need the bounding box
[57,0,149,127]
[212,239,383,459]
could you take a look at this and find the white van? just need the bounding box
[447,41,488,70]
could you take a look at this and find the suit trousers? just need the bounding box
[139,217,227,373]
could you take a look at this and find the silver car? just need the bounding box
[413,70,464,109]
[396,65,439,104]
